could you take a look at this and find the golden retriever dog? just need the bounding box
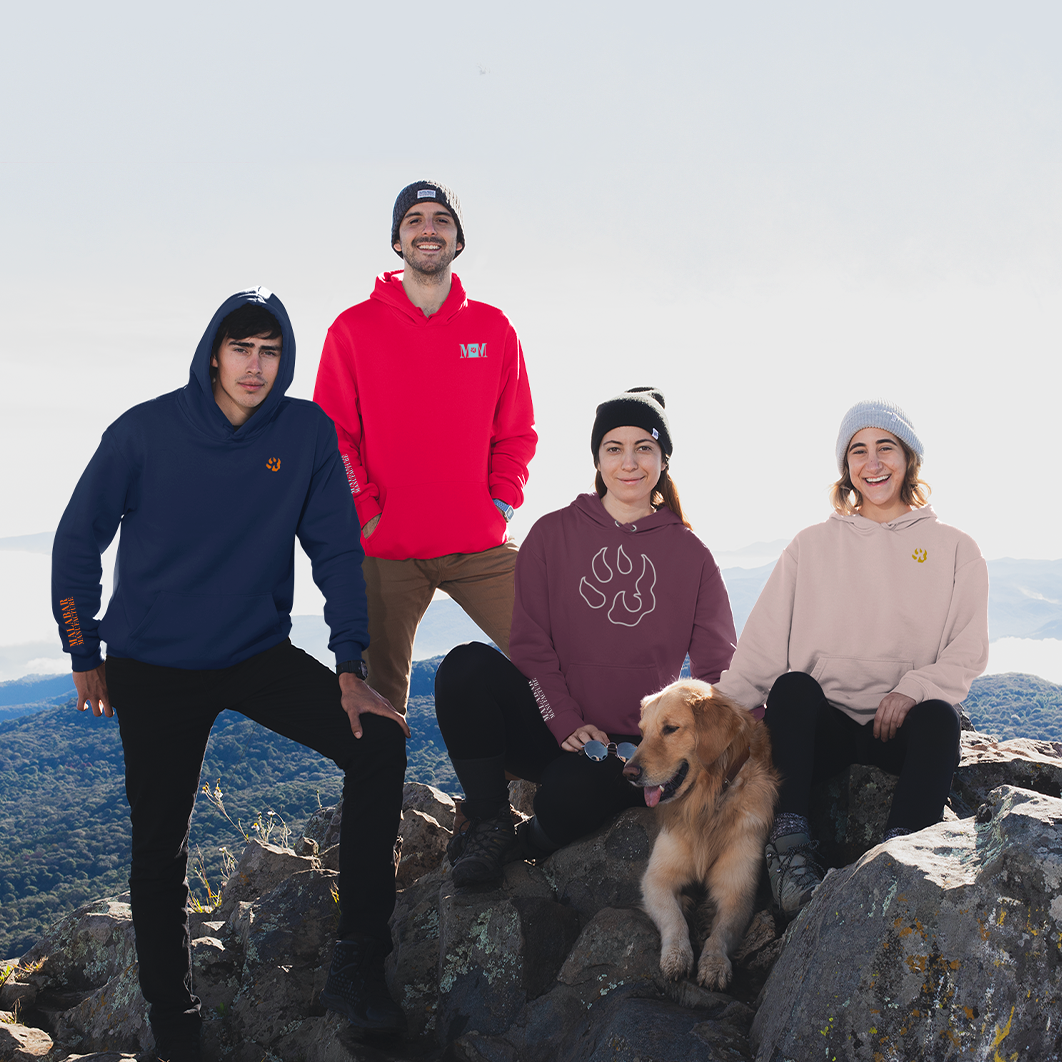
[623,679,778,990]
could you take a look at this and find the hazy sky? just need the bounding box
[2,3,1060,590]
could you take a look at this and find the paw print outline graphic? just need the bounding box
[579,545,658,626]
[911,548,927,563]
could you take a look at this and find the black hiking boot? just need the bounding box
[320,936,405,1034]
[450,806,518,887]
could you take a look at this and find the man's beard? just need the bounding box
[403,239,457,279]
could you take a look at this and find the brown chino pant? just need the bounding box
[361,539,519,714]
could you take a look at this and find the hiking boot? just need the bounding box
[765,831,824,917]
[451,807,518,887]
[321,936,405,1034]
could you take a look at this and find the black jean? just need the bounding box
[106,640,407,1037]
[434,641,645,846]
[764,671,960,835]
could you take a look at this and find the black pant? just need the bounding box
[106,640,407,1037]
[764,671,960,835]
[434,642,645,846]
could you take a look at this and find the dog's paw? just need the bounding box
[697,950,733,991]
[659,940,695,981]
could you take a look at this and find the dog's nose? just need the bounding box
[622,762,641,781]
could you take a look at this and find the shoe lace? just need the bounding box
[460,815,513,862]
[775,837,824,893]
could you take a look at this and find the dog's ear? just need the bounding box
[692,689,744,767]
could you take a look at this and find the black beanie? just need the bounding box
[591,388,673,458]
[391,180,465,257]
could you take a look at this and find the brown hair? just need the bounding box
[594,465,693,530]
[830,436,931,515]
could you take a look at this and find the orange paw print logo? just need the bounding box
[266,458,282,472]
[912,548,927,563]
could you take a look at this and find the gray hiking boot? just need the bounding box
[765,831,824,917]
[451,807,518,887]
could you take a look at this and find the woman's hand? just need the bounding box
[362,514,380,538]
[874,692,917,742]
[561,723,611,752]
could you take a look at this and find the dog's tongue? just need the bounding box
[644,785,662,808]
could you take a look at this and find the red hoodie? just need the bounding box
[314,272,537,560]
[509,494,737,742]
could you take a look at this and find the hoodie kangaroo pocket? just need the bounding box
[126,591,282,666]
[810,656,913,714]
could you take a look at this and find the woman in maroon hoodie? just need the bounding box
[435,388,737,887]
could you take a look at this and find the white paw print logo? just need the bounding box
[579,545,658,626]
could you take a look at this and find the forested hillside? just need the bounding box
[962,672,1062,743]
[0,658,452,958]
[1,662,1057,959]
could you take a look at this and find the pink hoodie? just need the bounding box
[715,506,989,722]
[510,494,737,743]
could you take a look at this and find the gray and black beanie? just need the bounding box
[391,180,465,257]
[591,387,673,458]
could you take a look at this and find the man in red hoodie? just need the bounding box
[314,180,537,714]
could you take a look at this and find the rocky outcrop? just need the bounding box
[752,784,1062,1061]
[3,739,1060,1062]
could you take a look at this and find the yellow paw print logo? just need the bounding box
[266,458,282,472]
[912,548,927,563]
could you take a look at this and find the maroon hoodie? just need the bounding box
[510,493,737,743]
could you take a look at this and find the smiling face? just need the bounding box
[393,203,463,276]
[845,426,910,522]
[596,426,664,519]
[211,332,282,427]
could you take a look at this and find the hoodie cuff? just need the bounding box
[71,647,104,672]
[544,708,585,746]
[354,494,382,529]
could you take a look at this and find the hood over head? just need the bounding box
[183,287,296,439]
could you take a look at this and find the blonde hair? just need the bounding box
[830,436,931,515]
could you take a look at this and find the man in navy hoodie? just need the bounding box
[52,288,410,1061]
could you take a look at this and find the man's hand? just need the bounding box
[73,664,112,718]
[339,671,410,739]
[362,515,380,539]
[874,692,917,742]
[561,723,610,752]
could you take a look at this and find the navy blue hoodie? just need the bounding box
[52,288,367,671]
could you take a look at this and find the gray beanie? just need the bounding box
[836,399,924,474]
[391,180,465,257]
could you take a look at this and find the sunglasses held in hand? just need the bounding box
[581,740,638,763]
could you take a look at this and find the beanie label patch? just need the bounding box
[651,429,659,439]
[417,189,437,198]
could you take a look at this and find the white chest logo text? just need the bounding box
[579,545,658,626]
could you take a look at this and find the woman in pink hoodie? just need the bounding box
[715,399,989,919]
[435,388,737,888]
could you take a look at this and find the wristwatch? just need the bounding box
[493,498,515,522]
[336,660,369,680]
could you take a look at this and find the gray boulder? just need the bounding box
[17,897,148,1056]
[215,838,320,920]
[0,1020,53,1059]
[751,785,1062,1061]
[436,860,581,1045]
[539,807,659,925]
